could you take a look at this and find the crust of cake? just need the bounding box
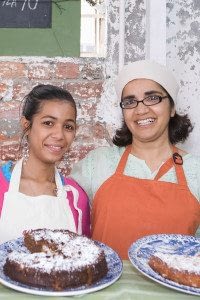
[24,228,70,254]
[4,229,108,291]
[4,253,107,290]
[149,255,200,288]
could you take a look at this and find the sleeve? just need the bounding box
[77,184,91,237]
[196,158,200,202]
[70,152,94,203]
[64,177,91,237]
[70,146,120,204]
[185,155,200,202]
[0,161,12,216]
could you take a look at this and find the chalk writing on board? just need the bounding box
[0,0,52,28]
[2,0,39,11]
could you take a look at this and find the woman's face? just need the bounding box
[122,79,175,144]
[21,100,76,165]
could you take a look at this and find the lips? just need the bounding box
[136,118,155,126]
[45,144,64,154]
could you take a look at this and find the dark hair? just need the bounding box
[22,84,76,134]
[113,95,193,146]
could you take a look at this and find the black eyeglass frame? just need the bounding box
[120,95,168,109]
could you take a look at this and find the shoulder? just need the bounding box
[64,176,84,190]
[182,152,200,174]
[74,145,125,173]
[176,147,200,166]
[63,176,88,198]
[183,153,200,164]
[71,145,126,178]
[83,145,125,161]
[0,161,13,209]
[0,161,13,182]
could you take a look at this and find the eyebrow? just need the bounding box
[41,115,76,123]
[122,90,164,99]
[145,90,163,96]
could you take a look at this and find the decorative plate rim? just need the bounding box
[128,233,200,296]
[0,238,123,296]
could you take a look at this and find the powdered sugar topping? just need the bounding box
[154,252,200,274]
[7,229,103,273]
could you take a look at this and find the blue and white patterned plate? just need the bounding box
[128,234,200,296]
[0,238,122,296]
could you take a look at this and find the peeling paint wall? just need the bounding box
[97,0,146,141]
[167,0,200,154]
[125,0,146,62]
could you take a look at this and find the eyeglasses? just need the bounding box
[120,95,168,109]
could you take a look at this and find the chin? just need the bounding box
[43,156,62,165]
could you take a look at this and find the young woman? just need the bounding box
[71,60,200,259]
[0,84,90,244]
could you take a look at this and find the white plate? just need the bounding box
[128,234,200,296]
[0,237,122,296]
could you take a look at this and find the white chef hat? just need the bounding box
[115,60,179,104]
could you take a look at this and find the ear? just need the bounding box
[170,106,176,118]
[20,116,31,134]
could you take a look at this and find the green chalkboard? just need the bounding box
[0,0,80,56]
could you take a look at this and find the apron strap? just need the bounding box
[115,145,187,186]
[8,159,23,192]
[154,157,173,181]
[115,145,131,174]
[154,146,187,186]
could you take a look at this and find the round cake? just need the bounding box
[148,252,200,288]
[3,229,108,291]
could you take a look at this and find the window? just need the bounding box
[81,0,106,57]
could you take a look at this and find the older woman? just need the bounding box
[71,60,200,259]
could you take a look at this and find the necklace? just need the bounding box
[21,165,58,197]
[51,174,58,197]
[49,174,57,196]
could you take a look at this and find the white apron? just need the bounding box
[0,159,79,244]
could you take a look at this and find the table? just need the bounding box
[0,261,198,300]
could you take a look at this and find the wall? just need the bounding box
[0,0,146,174]
[1,0,200,175]
[166,0,200,153]
[0,57,105,174]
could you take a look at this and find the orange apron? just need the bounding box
[92,146,200,259]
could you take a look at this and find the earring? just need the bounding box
[22,135,29,164]
[62,151,70,168]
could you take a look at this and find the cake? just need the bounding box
[3,229,108,291]
[148,252,200,288]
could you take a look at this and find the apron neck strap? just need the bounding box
[115,145,187,185]
[8,159,62,194]
[8,159,23,192]
[115,145,132,174]
[154,146,187,185]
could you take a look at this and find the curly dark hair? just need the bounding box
[113,95,193,146]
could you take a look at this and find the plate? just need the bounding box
[0,237,122,296]
[128,234,200,296]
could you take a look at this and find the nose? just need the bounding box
[134,101,149,114]
[51,124,64,139]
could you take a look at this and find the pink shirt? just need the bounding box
[0,168,90,237]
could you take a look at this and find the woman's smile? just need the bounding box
[135,117,156,126]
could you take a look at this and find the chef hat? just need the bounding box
[115,60,179,103]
